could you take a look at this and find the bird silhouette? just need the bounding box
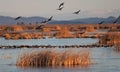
[36,16,53,30]
[41,16,53,23]
[98,21,104,24]
[57,7,64,11]
[57,2,64,11]
[73,10,81,14]
[59,2,64,8]
[15,16,22,20]
[47,16,53,22]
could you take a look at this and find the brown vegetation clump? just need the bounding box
[16,50,90,67]
[12,25,23,31]
[20,33,33,39]
[56,27,74,38]
[55,26,61,31]
[99,32,120,45]
[99,32,120,51]
[86,25,95,32]
[42,27,51,32]
[4,34,11,39]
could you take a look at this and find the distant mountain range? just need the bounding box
[0,16,120,24]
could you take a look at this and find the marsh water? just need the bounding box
[0,38,120,72]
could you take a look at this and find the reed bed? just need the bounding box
[99,32,120,45]
[99,32,120,51]
[16,50,90,67]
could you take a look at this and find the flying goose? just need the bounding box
[73,10,81,14]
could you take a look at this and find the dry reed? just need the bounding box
[99,32,120,51]
[16,50,90,67]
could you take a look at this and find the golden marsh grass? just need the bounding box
[16,49,90,67]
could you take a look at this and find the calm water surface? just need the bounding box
[0,38,97,46]
[0,38,120,72]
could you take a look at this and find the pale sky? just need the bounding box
[0,0,120,20]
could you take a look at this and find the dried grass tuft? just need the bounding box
[16,50,90,67]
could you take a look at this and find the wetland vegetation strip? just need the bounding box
[0,44,113,49]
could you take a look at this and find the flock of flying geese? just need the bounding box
[15,2,119,25]
[15,2,81,24]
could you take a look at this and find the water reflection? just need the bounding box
[0,38,120,72]
[0,48,120,72]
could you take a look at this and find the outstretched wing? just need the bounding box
[47,16,53,22]
[73,10,81,14]
[15,16,22,20]
[57,7,64,11]
[59,2,64,8]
